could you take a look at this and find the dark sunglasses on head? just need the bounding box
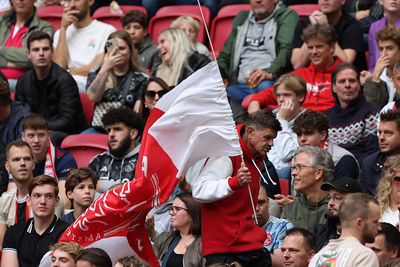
[144,89,168,99]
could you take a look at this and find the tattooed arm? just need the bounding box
[86,48,121,103]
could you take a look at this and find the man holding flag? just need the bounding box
[193,109,281,267]
[53,62,247,266]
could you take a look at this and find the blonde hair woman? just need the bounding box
[154,28,210,87]
[171,16,211,59]
[376,155,400,227]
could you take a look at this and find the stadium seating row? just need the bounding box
[35,4,319,56]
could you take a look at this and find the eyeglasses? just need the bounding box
[327,195,344,203]
[290,165,314,172]
[393,176,400,182]
[169,206,188,213]
[144,89,168,99]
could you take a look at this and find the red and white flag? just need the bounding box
[55,61,242,266]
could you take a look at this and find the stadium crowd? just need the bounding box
[0,0,399,266]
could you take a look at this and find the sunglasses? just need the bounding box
[393,176,400,182]
[144,89,168,99]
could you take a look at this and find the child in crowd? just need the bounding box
[368,0,400,72]
[60,168,98,225]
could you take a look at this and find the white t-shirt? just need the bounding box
[53,20,116,87]
[381,207,399,227]
[380,68,395,103]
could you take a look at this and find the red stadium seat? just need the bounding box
[120,5,147,14]
[288,4,319,19]
[279,179,289,196]
[37,5,64,31]
[61,134,109,168]
[79,93,94,124]
[92,6,124,30]
[209,4,251,55]
[148,5,210,44]
[10,92,15,100]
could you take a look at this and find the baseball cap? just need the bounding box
[320,176,362,193]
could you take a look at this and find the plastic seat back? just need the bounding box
[209,4,251,55]
[79,93,94,124]
[61,134,109,168]
[148,5,210,44]
[37,5,64,31]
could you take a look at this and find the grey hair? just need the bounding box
[294,146,334,182]
[393,60,400,73]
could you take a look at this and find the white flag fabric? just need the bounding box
[149,61,242,178]
[50,61,241,267]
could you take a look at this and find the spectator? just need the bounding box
[60,168,97,225]
[16,31,87,145]
[360,110,400,195]
[53,0,116,92]
[0,78,30,154]
[89,107,143,194]
[49,242,83,267]
[192,109,281,266]
[219,0,298,104]
[0,141,35,251]
[313,176,362,252]
[363,26,400,109]
[249,74,306,180]
[309,193,380,266]
[291,0,366,70]
[368,0,400,73]
[376,155,400,227]
[0,0,54,89]
[121,10,158,71]
[1,175,69,267]
[366,222,400,266]
[281,227,316,267]
[249,23,342,112]
[380,60,400,115]
[138,76,170,123]
[325,63,379,165]
[85,31,148,134]
[75,247,112,267]
[171,16,211,59]
[344,0,383,36]
[20,114,77,208]
[153,28,210,87]
[281,146,334,231]
[291,110,359,182]
[152,192,205,267]
[256,185,293,266]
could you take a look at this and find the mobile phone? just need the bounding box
[105,38,119,54]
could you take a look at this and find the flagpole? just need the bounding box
[196,0,217,61]
[241,157,258,225]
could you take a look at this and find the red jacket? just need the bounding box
[200,124,267,256]
[251,57,343,112]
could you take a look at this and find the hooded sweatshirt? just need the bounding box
[192,124,267,256]
[281,194,328,232]
[251,57,343,112]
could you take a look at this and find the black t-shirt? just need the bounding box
[2,216,69,267]
[166,250,184,267]
[16,201,28,223]
[293,14,366,70]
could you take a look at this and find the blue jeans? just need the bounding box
[227,80,274,105]
[142,0,219,19]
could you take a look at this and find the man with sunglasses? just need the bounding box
[281,146,334,232]
[312,176,362,252]
[89,106,143,193]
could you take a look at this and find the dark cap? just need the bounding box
[320,176,362,193]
